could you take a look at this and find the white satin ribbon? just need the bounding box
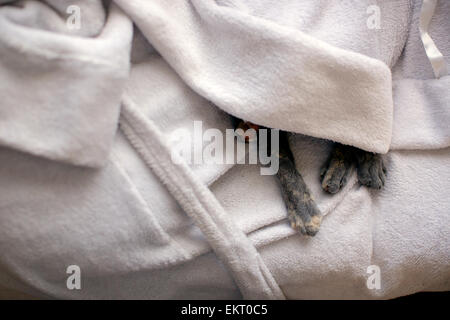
[419,0,448,78]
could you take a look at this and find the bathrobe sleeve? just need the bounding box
[115,0,394,154]
[0,1,132,167]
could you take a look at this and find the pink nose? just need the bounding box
[237,121,260,142]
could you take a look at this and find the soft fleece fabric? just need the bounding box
[0,0,449,299]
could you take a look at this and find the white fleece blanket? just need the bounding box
[0,0,449,299]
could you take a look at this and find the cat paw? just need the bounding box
[321,145,354,194]
[287,193,322,237]
[356,152,387,189]
[289,211,322,237]
[278,157,323,237]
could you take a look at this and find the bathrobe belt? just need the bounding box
[119,94,286,300]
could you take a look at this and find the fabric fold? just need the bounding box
[0,1,132,167]
[419,0,448,79]
[115,0,394,154]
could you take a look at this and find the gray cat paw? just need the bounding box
[321,145,354,194]
[356,152,387,189]
[278,157,323,236]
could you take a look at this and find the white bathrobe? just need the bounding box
[0,0,448,299]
